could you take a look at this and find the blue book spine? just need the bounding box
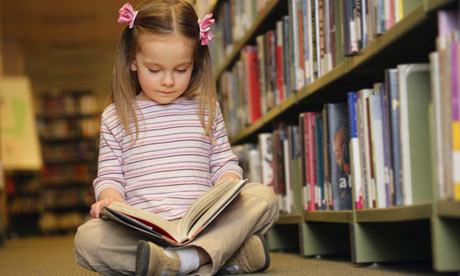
[386,68,403,206]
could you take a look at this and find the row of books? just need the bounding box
[35,91,98,117]
[208,0,272,69]
[234,49,459,212]
[219,0,419,138]
[41,163,96,186]
[42,140,99,164]
[37,116,100,140]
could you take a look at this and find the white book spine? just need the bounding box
[370,93,386,208]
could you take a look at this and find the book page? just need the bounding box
[180,179,247,239]
[107,201,180,241]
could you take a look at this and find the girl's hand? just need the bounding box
[90,198,124,218]
[216,173,241,186]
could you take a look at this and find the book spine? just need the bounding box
[276,20,285,105]
[315,114,326,209]
[348,92,363,209]
[386,68,403,205]
[452,40,460,200]
[306,113,317,210]
[302,0,310,84]
[283,16,292,98]
[370,90,386,208]
[380,83,394,207]
[246,46,262,123]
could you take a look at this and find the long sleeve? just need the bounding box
[93,113,126,201]
[209,103,243,184]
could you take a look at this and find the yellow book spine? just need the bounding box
[454,121,460,200]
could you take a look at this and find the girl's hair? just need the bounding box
[110,0,216,144]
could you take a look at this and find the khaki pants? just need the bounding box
[74,183,279,276]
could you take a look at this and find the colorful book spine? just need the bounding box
[452,40,460,200]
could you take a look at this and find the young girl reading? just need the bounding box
[74,1,279,276]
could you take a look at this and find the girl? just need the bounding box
[74,1,279,275]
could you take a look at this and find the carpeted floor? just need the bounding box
[0,235,456,275]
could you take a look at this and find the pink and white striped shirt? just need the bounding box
[93,97,242,220]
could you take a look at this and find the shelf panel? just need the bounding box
[356,202,432,222]
[276,213,303,224]
[214,0,281,80]
[229,93,296,144]
[437,200,460,218]
[304,210,354,223]
[424,0,457,13]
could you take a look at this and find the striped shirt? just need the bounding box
[93,97,243,220]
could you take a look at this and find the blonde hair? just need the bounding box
[110,0,216,144]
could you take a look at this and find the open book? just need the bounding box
[103,179,247,247]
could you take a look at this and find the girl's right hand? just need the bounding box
[90,198,124,218]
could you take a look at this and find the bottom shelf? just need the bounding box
[269,207,460,272]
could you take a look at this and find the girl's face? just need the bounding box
[131,32,194,104]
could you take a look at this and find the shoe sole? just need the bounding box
[254,232,270,272]
[135,240,150,276]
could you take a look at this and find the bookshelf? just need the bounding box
[203,0,460,272]
[35,90,99,233]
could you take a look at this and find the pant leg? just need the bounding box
[74,218,144,276]
[189,183,279,275]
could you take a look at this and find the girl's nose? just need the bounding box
[161,72,174,87]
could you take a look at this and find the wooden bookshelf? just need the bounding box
[206,0,460,272]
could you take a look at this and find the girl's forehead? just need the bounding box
[137,32,194,47]
[135,32,194,64]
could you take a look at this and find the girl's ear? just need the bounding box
[130,59,138,71]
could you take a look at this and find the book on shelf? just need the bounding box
[259,133,275,192]
[314,114,326,210]
[385,68,403,206]
[103,179,248,247]
[325,102,352,210]
[398,63,433,205]
[348,92,364,209]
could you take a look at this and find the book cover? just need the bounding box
[398,63,433,205]
[326,103,352,210]
[429,52,445,199]
[103,179,248,247]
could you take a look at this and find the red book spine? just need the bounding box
[246,47,262,123]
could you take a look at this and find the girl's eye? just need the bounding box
[149,69,160,73]
[176,68,187,73]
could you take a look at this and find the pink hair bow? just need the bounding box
[198,13,215,46]
[118,3,138,29]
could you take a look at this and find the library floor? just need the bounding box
[0,235,457,276]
